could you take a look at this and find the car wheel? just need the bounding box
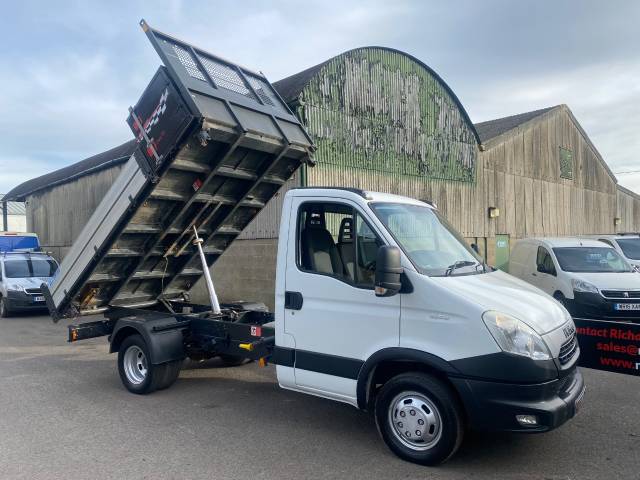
[375,372,464,466]
[0,297,10,318]
[117,334,180,394]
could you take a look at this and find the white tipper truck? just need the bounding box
[45,20,584,466]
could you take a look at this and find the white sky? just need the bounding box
[0,0,638,194]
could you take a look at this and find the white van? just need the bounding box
[510,237,640,320]
[582,234,640,270]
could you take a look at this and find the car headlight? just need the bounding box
[7,284,24,292]
[572,279,598,293]
[482,311,551,361]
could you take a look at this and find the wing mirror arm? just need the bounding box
[374,245,403,297]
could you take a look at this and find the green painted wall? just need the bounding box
[297,48,478,186]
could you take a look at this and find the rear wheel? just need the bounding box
[118,334,181,394]
[0,297,11,318]
[375,372,464,466]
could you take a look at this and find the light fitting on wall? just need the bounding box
[488,207,500,218]
[614,217,622,226]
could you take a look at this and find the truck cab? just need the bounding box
[274,188,583,464]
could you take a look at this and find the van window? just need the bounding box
[297,203,382,288]
[3,258,58,278]
[552,247,631,273]
[616,238,640,260]
[536,247,556,275]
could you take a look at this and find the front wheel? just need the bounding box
[0,297,11,318]
[375,372,464,466]
[118,334,181,394]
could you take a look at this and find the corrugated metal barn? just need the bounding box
[0,194,27,232]
[5,46,640,308]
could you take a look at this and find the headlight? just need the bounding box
[572,279,598,293]
[7,284,24,292]
[482,311,551,361]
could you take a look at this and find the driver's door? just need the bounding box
[283,197,401,404]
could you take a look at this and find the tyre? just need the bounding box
[374,372,464,466]
[0,297,11,318]
[155,359,182,390]
[117,334,181,394]
[218,354,250,367]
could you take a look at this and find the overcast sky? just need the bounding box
[1,0,639,195]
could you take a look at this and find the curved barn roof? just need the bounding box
[4,140,136,202]
[273,46,482,145]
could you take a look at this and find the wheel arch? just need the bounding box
[356,348,461,411]
[109,320,185,365]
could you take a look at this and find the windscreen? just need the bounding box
[4,258,58,278]
[0,236,39,252]
[616,238,640,260]
[552,247,631,273]
[371,202,483,276]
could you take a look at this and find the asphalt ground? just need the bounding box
[0,313,639,480]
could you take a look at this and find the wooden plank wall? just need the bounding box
[26,165,125,260]
[479,106,627,241]
[244,105,639,243]
[617,187,640,232]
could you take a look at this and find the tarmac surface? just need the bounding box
[1,313,639,480]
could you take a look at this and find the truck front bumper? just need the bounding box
[450,366,584,432]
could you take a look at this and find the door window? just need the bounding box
[355,213,383,287]
[536,247,556,275]
[297,202,382,288]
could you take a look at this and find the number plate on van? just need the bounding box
[33,296,45,302]
[614,303,640,310]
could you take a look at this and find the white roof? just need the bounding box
[582,234,640,240]
[526,237,610,248]
[289,188,433,208]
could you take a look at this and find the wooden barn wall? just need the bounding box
[238,171,300,239]
[25,164,125,260]
[478,107,622,240]
[243,47,481,239]
[616,187,640,232]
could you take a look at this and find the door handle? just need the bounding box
[531,273,537,276]
[285,291,303,310]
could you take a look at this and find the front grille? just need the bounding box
[559,333,579,365]
[601,290,640,299]
[25,288,42,295]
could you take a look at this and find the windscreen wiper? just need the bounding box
[445,260,477,276]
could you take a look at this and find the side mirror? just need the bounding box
[470,243,479,254]
[537,263,546,273]
[375,245,403,297]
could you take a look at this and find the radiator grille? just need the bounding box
[559,333,578,365]
[601,290,640,299]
